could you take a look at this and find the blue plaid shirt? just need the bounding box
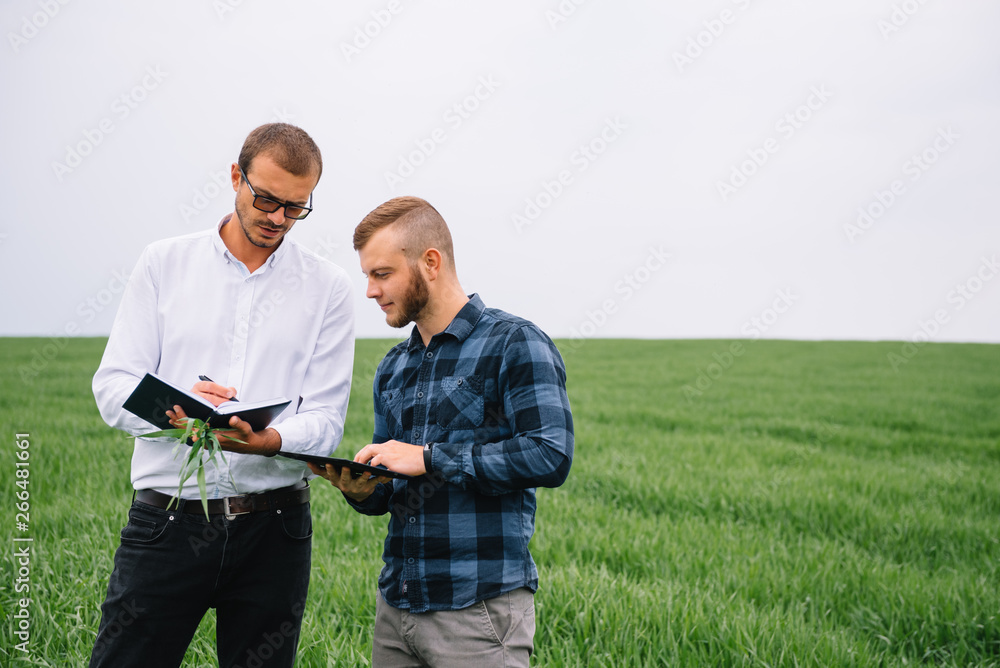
[347,294,574,612]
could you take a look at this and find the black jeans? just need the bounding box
[89,497,312,668]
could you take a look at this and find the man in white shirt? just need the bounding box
[89,123,354,668]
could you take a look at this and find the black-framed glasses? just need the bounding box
[238,164,313,220]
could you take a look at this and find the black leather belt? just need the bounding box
[135,480,309,518]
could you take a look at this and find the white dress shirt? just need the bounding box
[93,215,355,496]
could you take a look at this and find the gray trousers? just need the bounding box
[372,588,535,667]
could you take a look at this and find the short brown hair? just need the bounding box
[237,123,323,180]
[353,197,455,267]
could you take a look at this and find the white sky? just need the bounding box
[2,1,998,343]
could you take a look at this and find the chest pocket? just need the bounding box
[379,389,406,439]
[436,375,484,431]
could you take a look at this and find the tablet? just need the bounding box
[278,451,413,480]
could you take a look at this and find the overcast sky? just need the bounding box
[2,1,998,344]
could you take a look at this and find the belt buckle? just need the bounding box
[223,495,252,520]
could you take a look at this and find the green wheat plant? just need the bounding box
[139,417,242,520]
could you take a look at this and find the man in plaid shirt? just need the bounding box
[309,196,573,667]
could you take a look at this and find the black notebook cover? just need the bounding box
[123,372,291,433]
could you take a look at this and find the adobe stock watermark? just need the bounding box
[231,235,343,339]
[716,86,832,202]
[283,233,342,289]
[672,0,755,74]
[179,169,231,225]
[843,126,957,243]
[229,236,340,340]
[565,245,669,350]
[340,0,410,63]
[232,600,306,668]
[7,0,71,54]
[683,288,798,400]
[188,513,227,557]
[52,66,169,182]
[877,0,933,39]
[213,0,252,20]
[545,0,592,30]
[179,107,295,224]
[512,116,627,233]
[739,288,798,339]
[307,234,341,263]
[812,420,843,449]
[13,434,32,655]
[18,268,131,384]
[384,76,501,189]
[888,254,998,372]
[91,600,147,657]
[391,470,448,517]
[353,354,383,390]
[602,446,649,478]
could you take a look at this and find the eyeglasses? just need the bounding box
[238,165,313,220]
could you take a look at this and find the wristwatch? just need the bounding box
[423,443,434,473]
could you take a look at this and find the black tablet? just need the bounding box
[278,451,413,480]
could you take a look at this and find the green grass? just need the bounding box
[1,337,998,666]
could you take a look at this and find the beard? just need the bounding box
[234,196,287,249]
[388,268,430,328]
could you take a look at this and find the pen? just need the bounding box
[198,375,239,402]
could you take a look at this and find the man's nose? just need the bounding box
[267,207,288,225]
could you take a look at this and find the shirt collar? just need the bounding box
[214,213,289,273]
[212,215,231,256]
[405,293,485,352]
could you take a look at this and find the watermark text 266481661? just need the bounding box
[13,433,33,655]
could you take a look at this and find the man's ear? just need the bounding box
[423,248,443,280]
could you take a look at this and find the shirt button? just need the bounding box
[417,392,424,399]
[425,352,433,359]
[456,378,463,386]
[408,516,416,524]
[414,432,421,439]
[407,557,415,564]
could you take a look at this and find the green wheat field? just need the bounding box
[1,337,998,667]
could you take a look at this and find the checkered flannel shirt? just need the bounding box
[347,294,574,612]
